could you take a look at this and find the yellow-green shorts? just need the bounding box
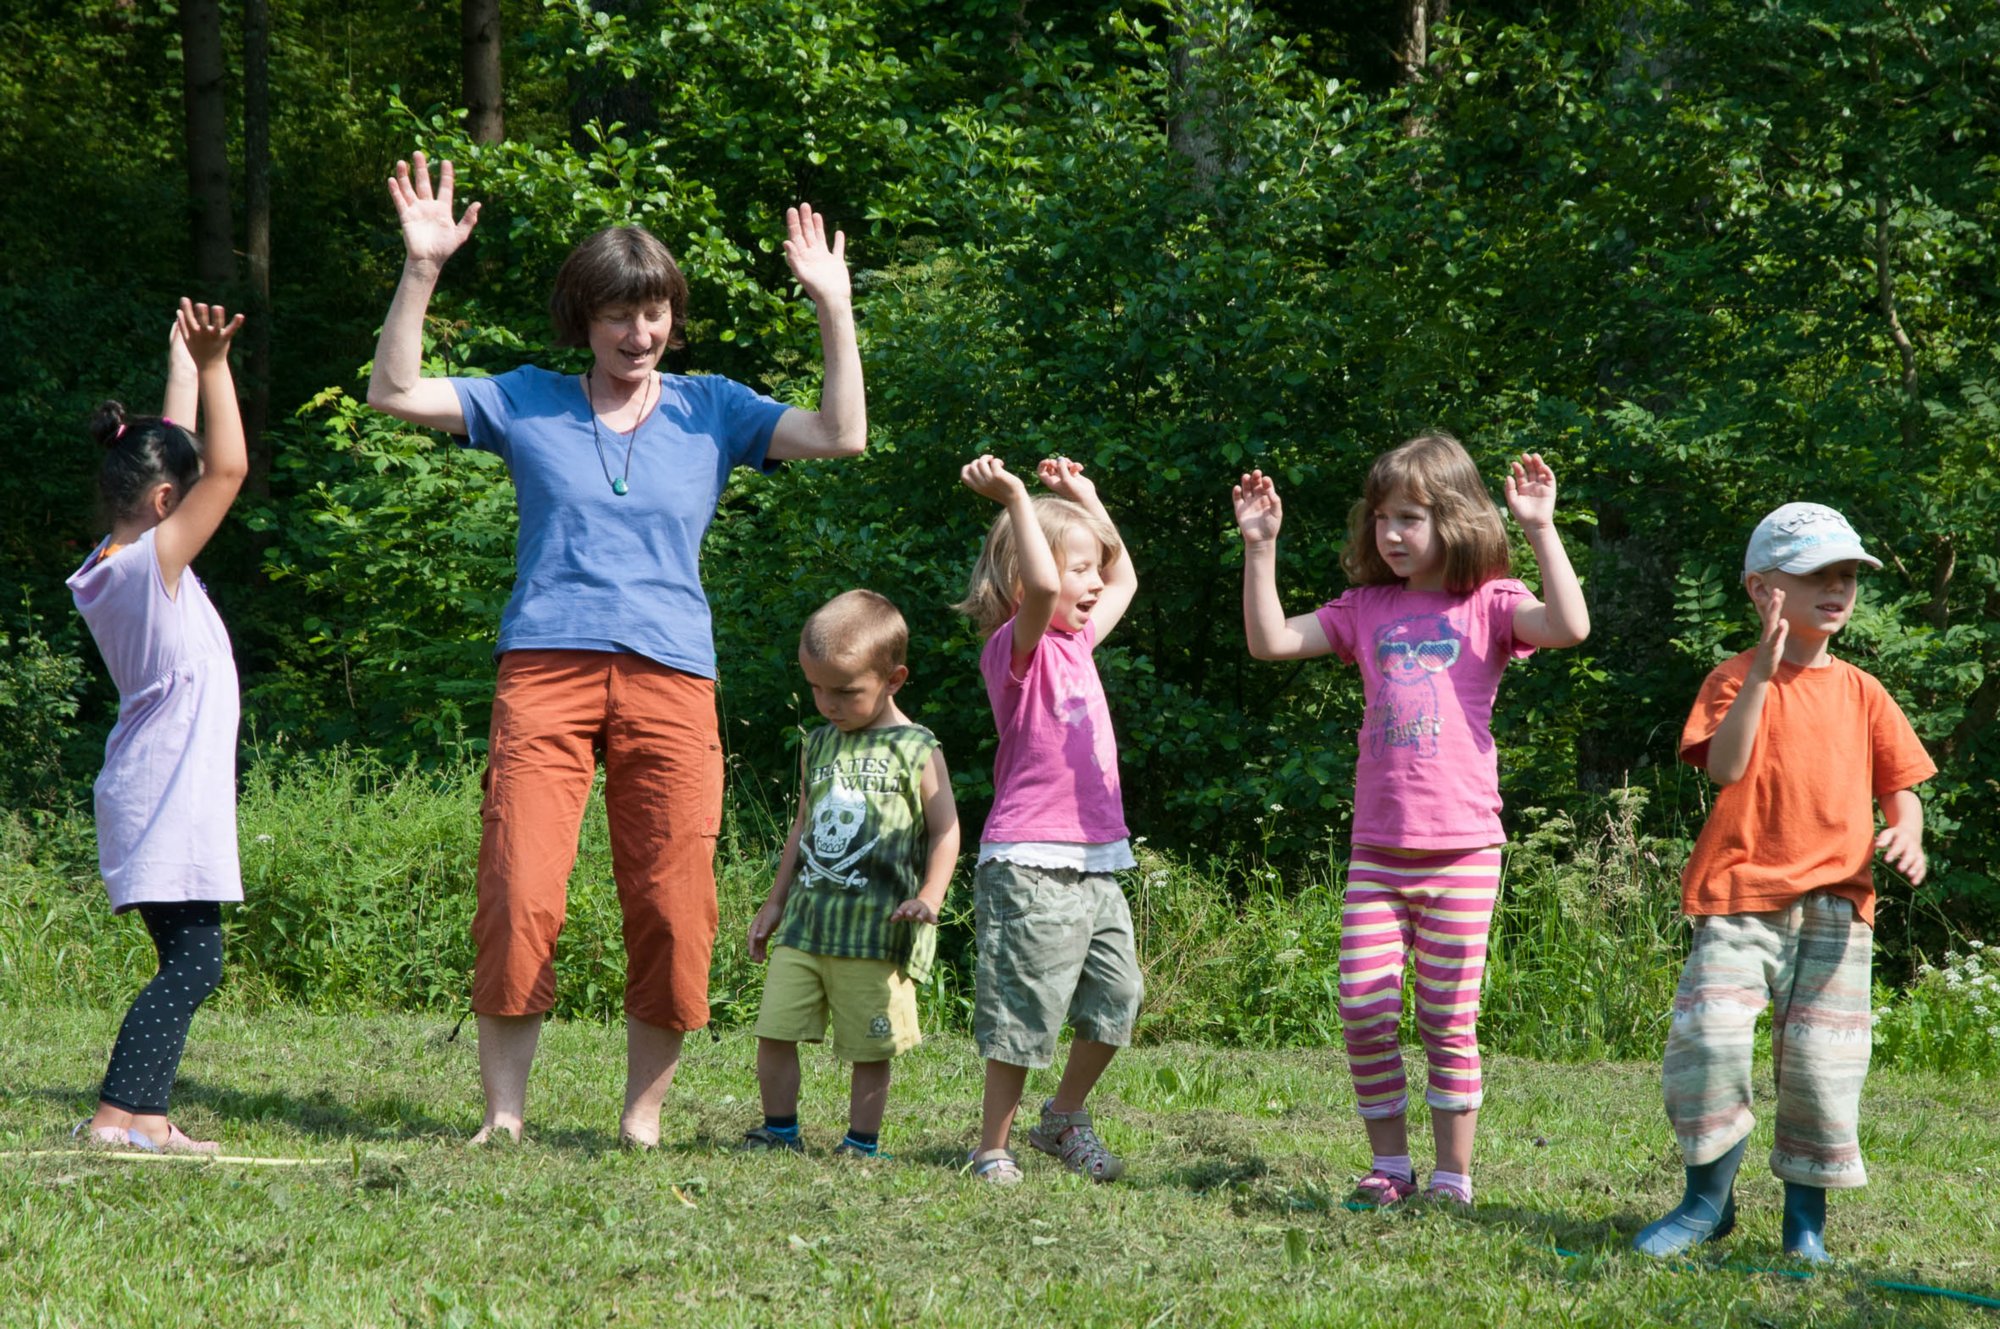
[753,945,922,1062]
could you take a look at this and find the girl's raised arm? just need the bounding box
[1037,457,1137,641]
[162,318,198,429]
[154,299,246,588]
[366,152,480,434]
[1235,471,1333,660]
[1504,453,1590,649]
[962,454,1059,669]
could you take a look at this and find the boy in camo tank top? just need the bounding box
[743,591,961,1157]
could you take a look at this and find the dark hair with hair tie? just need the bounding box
[89,401,202,524]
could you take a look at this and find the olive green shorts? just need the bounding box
[753,945,922,1062]
[973,859,1144,1068]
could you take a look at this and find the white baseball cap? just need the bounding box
[1744,502,1882,575]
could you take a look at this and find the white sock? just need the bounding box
[1372,1153,1414,1182]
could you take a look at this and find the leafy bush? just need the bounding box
[1873,941,2000,1078]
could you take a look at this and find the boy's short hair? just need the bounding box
[1743,502,1882,575]
[549,225,690,350]
[800,590,908,676]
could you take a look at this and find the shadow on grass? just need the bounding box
[22,1079,461,1143]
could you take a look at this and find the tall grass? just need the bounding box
[3,754,1991,1074]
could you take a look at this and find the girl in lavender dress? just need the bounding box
[66,299,247,1153]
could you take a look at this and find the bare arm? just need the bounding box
[1234,471,1333,660]
[365,153,480,433]
[1505,453,1591,649]
[962,455,1060,669]
[1703,585,1789,785]
[162,319,198,429]
[1875,788,1927,885]
[154,300,247,592]
[766,204,866,460]
[1037,457,1138,640]
[748,782,812,963]
[891,749,961,925]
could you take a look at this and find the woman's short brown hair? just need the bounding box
[1341,432,1511,593]
[549,225,689,350]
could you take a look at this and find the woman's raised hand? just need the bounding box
[782,203,851,309]
[388,151,481,269]
[1233,470,1284,545]
[961,454,1027,504]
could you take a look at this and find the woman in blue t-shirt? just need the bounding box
[366,152,867,1148]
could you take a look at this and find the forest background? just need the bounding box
[2,0,1996,1042]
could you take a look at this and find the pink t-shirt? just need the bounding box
[978,617,1129,844]
[1315,579,1537,850]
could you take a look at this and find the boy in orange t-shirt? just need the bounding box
[1634,503,1935,1263]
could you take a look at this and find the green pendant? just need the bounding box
[611,478,629,496]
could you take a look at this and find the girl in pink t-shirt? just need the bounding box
[1234,433,1590,1207]
[66,301,248,1154]
[953,454,1140,1186]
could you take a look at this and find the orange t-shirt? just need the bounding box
[1679,651,1936,926]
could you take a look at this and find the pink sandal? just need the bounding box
[1349,1168,1419,1208]
[124,1122,220,1154]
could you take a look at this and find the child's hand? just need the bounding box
[747,899,783,963]
[961,454,1028,504]
[388,151,481,269]
[1747,578,1790,683]
[1036,455,1097,506]
[782,203,851,309]
[1876,822,1927,885]
[1503,452,1559,531]
[889,897,939,926]
[174,299,244,367]
[1233,470,1284,545]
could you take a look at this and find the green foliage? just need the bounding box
[0,602,86,810]
[1872,941,2000,1078]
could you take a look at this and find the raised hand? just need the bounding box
[1504,452,1559,531]
[1036,455,1097,506]
[1746,579,1791,683]
[1233,470,1284,545]
[174,298,244,366]
[388,151,481,269]
[961,454,1028,504]
[782,203,851,308]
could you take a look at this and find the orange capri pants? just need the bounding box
[473,649,724,1029]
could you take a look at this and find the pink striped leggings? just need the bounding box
[1337,844,1503,1119]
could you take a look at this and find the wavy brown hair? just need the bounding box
[953,496,1122,636]
[1340,432,1510,592]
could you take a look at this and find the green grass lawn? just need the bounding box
[2,1009,1995,1326]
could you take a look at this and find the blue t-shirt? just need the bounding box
[452,365,790,677]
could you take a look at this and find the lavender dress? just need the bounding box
[66,528,242,913]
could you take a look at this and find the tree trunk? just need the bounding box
[463,0,504,145]
[1397,0,1449,138]
[182,0,235,287]
[243,0,272,496]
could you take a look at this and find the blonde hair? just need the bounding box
[1341,432,1510,592]
[953,495,1122,636]
[800,589,908,676]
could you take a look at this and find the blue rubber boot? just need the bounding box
[1781,1182,1829,1263]
[1633,1136,1747,1258]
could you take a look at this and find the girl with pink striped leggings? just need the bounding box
[1235,434,1590,1206]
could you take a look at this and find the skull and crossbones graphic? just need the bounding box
[800,783,878,891]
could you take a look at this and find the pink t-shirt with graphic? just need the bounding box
[1315,579,1537,850]
[978,617,1129,844]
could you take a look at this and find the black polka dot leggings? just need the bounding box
[99,902,224,1115]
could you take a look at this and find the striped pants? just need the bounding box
[1662,891,1873,1187]
[1337,844,1502,1119]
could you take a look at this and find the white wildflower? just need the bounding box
[1970,939,1986,951]
[1918,963,1937,977]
